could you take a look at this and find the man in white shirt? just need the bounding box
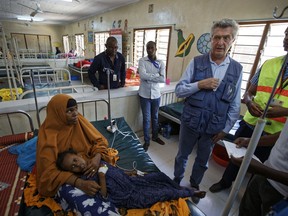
[138,41,166,151]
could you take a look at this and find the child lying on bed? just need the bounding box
[56,148,206,209]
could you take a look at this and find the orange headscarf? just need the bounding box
[36,94,111,197]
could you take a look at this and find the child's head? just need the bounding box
[56,148,87,173]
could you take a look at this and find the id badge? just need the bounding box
[271,98,283,107]
[113,74,117,81]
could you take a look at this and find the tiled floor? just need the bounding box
[139,134,251,216]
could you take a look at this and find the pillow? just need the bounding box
[0,132,34,148]
[75,60,91,68]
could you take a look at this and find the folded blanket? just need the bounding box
[8,136,37,172]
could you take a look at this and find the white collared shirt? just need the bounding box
[138,56,165,99]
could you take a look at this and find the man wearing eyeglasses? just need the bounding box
[173,18,243,203]
[88,36,126,90]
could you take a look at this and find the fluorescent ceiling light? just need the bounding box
[60,0,73,2]
[17,16,44,22]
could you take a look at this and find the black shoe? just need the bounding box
[143,143,149,151]
[152,137,165,145]
[209,180,230,193]
[190,184,200,204]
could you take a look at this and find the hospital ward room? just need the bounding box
[0,0,288,215]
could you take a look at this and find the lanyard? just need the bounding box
[148,57,160,69]
[280,64,288,89]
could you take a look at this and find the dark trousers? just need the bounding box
[139,96,161,144]
[222,120,273,186]
[239,175,283,216]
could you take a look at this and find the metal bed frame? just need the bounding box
[0,110,34,136]
[19,67,71,87]
[38,98,109,124]
[19,85,97,100]
[68,63,90,84]
[159,90,183,125]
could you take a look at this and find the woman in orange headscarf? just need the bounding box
[36,94,116,197]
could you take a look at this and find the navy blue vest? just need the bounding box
[181,54,242,134]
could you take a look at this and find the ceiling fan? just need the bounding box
[17,2,59,17]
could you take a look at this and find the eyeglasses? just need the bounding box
[212,35,233,43]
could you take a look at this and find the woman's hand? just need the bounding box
[84,153,101,178]
[234,137,250,148]
[75,179,101,196]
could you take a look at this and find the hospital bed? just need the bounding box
[18,66,96,99]
[0,98,206,215]
[19,66,68,87]
[0,111,35,216]
[159,90,184,125]
[18,49,69,60]
[68,62,90,84]
[0,66,18,78]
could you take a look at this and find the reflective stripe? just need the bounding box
[257,86,288,97]
[270,117,287,124]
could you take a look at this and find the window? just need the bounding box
[230,21,288,97]
[11,33,51,53]
[75,34,85,57]
[133,27,171,70]
[63,35,69,53]
[94,32,110,55]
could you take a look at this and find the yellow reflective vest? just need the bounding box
[243,55,288,134]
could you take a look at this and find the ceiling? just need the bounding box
[0,0,140,25]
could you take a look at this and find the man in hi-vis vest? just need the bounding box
[210,26,288,193]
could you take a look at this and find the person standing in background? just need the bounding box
[138,41,166,151]
[88,36,126,90]
[173,18,243,203]
[55,47,61,55]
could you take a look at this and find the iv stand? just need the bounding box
[221,53,288,216]
[104,68,117,133]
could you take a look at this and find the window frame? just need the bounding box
[230,20,288,99]
[11,33,52,53]
[93,31,110,56]
[133,26,172,74]
[62,35,69,54]
[75,33,85,57]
